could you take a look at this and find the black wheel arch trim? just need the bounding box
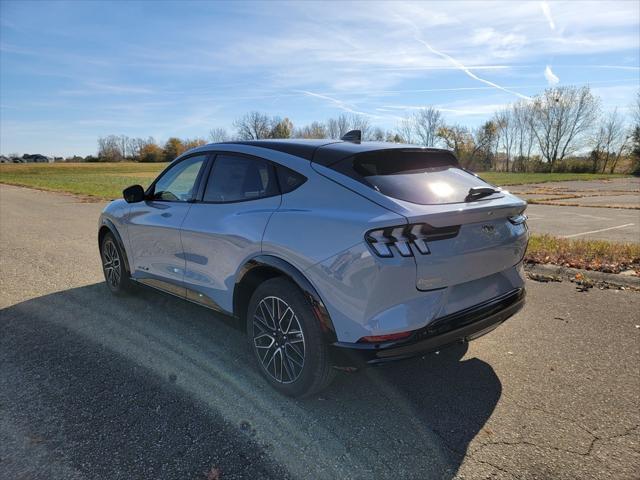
[234,255,337,343]
[99,218,131,275]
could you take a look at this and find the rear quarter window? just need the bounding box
[276,166,307,193]
[331,150,501,205]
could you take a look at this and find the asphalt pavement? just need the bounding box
[525,204,639,243]
[508,177,639,243]
[1,183,639,480]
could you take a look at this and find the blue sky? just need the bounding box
[1,0,638,156]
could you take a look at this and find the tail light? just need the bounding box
[508,214,527,225]
[358,331,413,343]
[365,223,460,258]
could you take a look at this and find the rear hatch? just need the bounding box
[324,148,528,290]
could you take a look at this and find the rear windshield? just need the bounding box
[331,150,501,205]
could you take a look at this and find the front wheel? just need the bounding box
[100,232,134,295]
[247,277,335,397]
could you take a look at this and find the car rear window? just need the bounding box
[330,149,501,205]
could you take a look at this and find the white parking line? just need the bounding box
[563,223,636,239]
[575,213,609,221]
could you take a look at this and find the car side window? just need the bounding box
[276,166,307,193]
[152,155,207,202]
[203,154,278,202]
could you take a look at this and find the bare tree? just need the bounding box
[326,115,351,139]
[530,86,600,171]
[126,137,155,161]
[397,117,415,144]
[631,92,640,175]
[97,135,123,162]
[494,109,517,172]
[348,114,371,140]
[126,137,140,160]
[511,101,535,171]
[369,127,385,141]
[209,127,229,143]
[592,109,630,173]
[117,135,130,160]
[294,121,327,139]
[471,121,499,170]
[233,111,271,140]
[412,107,443,147]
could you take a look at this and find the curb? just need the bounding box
[524,263,640,290]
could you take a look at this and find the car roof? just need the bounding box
[208,139,453,167]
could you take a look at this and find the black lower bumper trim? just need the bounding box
[330,288,525,366]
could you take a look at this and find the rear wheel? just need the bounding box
[247,277,335,397]
[100,232,133,294]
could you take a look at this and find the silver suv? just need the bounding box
[98,133,528,397]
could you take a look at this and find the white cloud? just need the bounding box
[470,28,527,58]
[540,1,556,30]
[544,65,560,85]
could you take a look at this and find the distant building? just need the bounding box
[0,153,56,163]
[21,154,54,163]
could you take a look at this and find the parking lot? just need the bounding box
[1,183,639,480]
[509,177,639,243]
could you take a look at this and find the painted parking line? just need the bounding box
[562,223,636,239]
[575,213,609,221]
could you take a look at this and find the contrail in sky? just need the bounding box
[413,36,532,101]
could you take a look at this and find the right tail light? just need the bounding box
[508,214,527,225]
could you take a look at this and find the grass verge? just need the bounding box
[526,234,640,274]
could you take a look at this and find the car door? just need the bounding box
[180,153,282,312]
[126,153,209,296]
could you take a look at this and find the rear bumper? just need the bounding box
[330,288,525,367]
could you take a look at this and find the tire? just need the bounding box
[100,232,134,295]
[246,277,335,397]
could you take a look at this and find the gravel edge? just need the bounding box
[524,262,640,290]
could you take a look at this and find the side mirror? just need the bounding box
[123,184,145,203]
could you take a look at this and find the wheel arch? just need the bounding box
[98,219,131,274]
[233,255,337,342]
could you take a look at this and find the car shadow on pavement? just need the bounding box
[1,282,502,479]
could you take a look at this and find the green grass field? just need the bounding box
[0,162,166,199]
[0,162,629,200]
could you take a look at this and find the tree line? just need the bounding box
[91,86,639,174]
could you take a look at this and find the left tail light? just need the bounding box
[365,223,459,258]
